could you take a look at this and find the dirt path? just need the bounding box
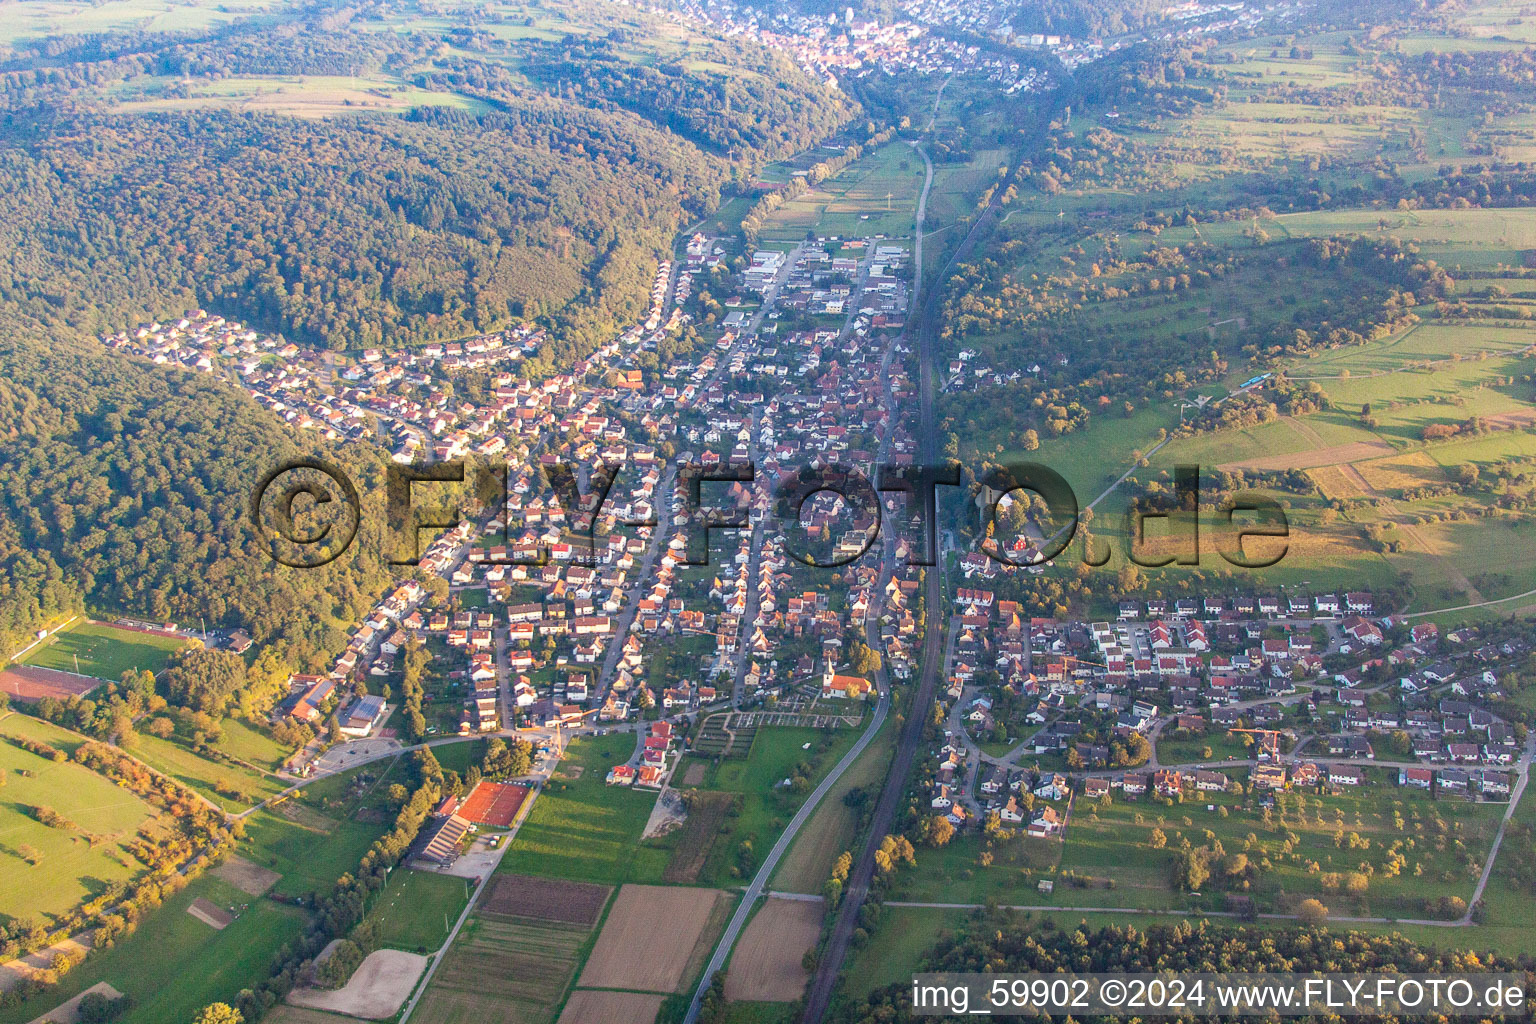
[1284,415,1327,447]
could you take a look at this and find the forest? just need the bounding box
[0,0,854,659]
[837,915,1534,1022]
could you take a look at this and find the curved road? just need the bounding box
[683,686,891,1023]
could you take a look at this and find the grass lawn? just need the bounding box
[19,621,186,681]
[886,828,1065,906]
[212,717,295,772]
[718,1003,797,1024]
[430,737,488,775]
[840,906,975,1000]
[689,725,863,886]
[1156,730,1260,766]
[0,714,163,924]
[129,733,285,812]
[498,737,669,885]
[369,869,473,954]
[0,712,93,756]
[242,801,390,899]
[0,875,308,1024]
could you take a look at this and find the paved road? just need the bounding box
[598,464,677,693]
[683,685,891,1023]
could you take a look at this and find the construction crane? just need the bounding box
[1230,727,1283,761]
[549,706,602,759]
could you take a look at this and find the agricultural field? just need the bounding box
[678,725,862,886]
[557,990,665,1024]
[576,884,728,993]
[928,6,1536,617]
[480,874,610,926]
[0,0,271,48]
[757,141,924,241]
[109,75,492,119]
[723,896,823,1003]
[0,714,165,923]
[17,621,186,681]
[663,791,736,884]
[411,914,590,1024]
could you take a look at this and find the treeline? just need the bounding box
[235,748,444,1021]
[837,915,1534,1022]
[0,736,235,1003]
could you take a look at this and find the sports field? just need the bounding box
[459,781,530,828]
[368,869,473,954]
[18,620,186,681]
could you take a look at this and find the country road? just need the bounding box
[683,685,891,1024]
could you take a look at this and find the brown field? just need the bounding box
[480,874,610,926]
[577,885,724,993]
[723,897,823,1003]
[187,897,234,930]
[261,1008,362,1024]
[1308,464,1366,500]
[557,990,665,1024]
[0,665,100,703]
[662,792,733,884]
[1355,450,1444,494]
[459,781,530,828]
[1482,408,1536,431]
[286,949,428,1020]
[215,854,283,896]
[1217,440,1393,472]
[275,796,340,831]
[683,763,706,786]
[413,916,588,1024]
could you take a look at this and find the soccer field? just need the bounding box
[20,621,187,680]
